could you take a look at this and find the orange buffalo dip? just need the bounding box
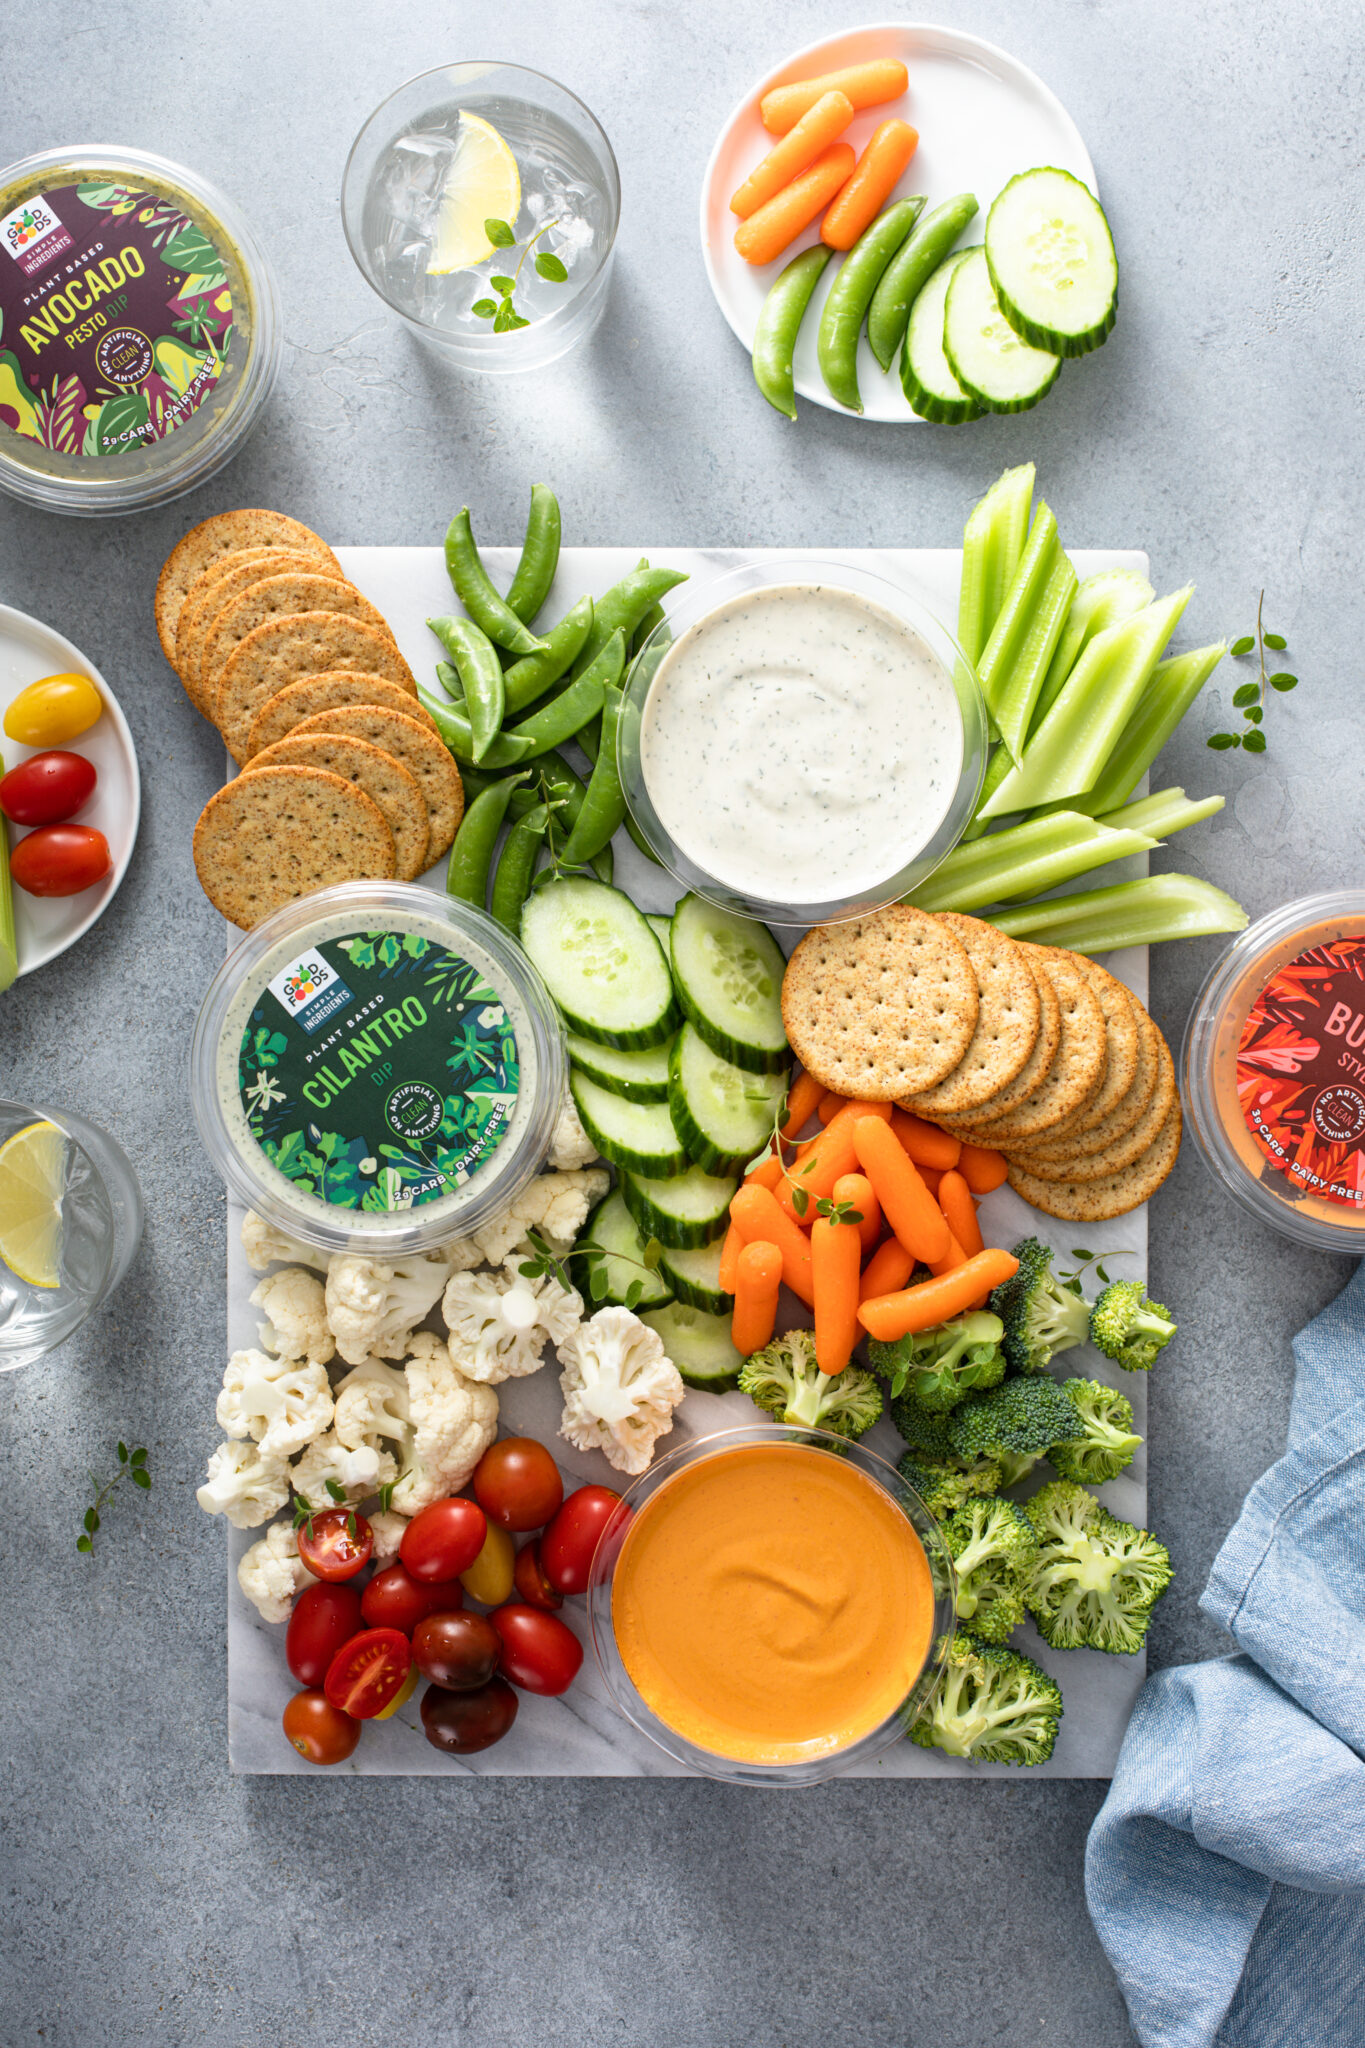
[611,1441,934,1765]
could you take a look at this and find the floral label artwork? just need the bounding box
[1236,936,1365,1208]
[239,927,520,1214]
[0,181,235,458]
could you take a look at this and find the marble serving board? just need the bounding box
[227,543,1151,1778]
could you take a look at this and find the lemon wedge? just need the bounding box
[0,1118,66,1289]
[427,113,521,274]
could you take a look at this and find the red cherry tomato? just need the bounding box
[282,1688,360,1765]
[296,1507,372,1583]
[323,1627,413,1719]
[10,824,111,898]
[420,1677,518,1754]
[492,1604,584,1696]
[361,1561,464,1635]
[286,1582,362,1687]
[541,1485,626,1595]
[0,751,97,826]
[473,1437,565,1531]
[412,1610,502,1690]
[513,1538,563,1611]
[400,1496,487,1583]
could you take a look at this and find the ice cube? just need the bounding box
[381,129,458,229]
[549,208,597,268]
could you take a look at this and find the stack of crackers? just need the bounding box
[781,906,1180,1222]
[155,510,465,930]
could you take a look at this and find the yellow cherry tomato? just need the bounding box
[459,1520,516,1606]
[4,673,103,746]
[372,1659,419,1721]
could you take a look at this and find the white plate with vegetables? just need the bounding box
[0,604,140,981]
[701,22,1106,421]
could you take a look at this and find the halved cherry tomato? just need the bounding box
[421,1677,518,1754]
[282,1688,360,1765]
[296,1507,372,1583]
[459,1520,515,1606]
[4,673,102,746]
[541,1485,626,1595]
[286,1582,362,1686]
[473,1437,564,1532]
[361,1561,463,1635]
[401,1496,487,1583]
[373,1660,420,1720]
[413,1610,502,1690]
[0,751,96,826]
[513,1538,563,1612]
[10,824,111,898]
[492,1604,584,1696]
[324,1626,413,1719]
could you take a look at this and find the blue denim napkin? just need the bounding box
[1086,1262,1365,2048]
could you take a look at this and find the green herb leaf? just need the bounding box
[642,1238,663,1271]
[490,275,515,294]
[534,251,569,283]
[485,218,516,247]
[1096,1264,1111,1284]
[471,299,498,319]
[1264,632,1287,650]
[1230,636,1255,657]
[131,1447,147,1467]
[1232,682,1260,709]
[117,1441,128,1462]
[589,1266,608,1301]
[131,1467,151,1490]
[625,1280,643,1309]
[84,1507,98,1533]
[325,1479,346,1503]
[1269,673,1298,691]
[1242,729,1267,753]
[493,300,517,334]
[1245,705,1263,724]
[1208,732,1241,750]
[77,1533,92,1553]
[791,1186,809,1218]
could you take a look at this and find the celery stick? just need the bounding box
[1028,567,1154,741]
[977,501,1078,763]
[960,743,1016,840]
[909,813,1156,914]
[1072,642,1227,817]
[1099,788,1225,839]
[0,766,15,994]
[980,586,1194,820]
[990,874,1248,953]
[958,464,1034,666]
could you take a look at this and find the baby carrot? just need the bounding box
[761,58,909,134]
[718,1223,745,1294]
[858,1249,1020,1341]
[917,1164,943,1198]
[852,1116,951,1265]
[859,1237,915,1303]
[779,1102,891,1223]
[833,1170,880,1252]
[731,89,854,218]
[890,1107,961,1172]
[734,143,856,266]
[799,1097,893,1156]
[730,1182,815,1306]
[817,1090,850,1124]
[938,1170,984,1259]
[957,1141,1009,1194]
[732,1241,783,1356]
[821,120,920,251]
[746,1153,785,1193]
[812,1213,863,1375]
[779,1069,825,1141]
[927,1227,968,1278]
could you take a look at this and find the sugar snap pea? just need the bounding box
[505,484,561,626]
[444,508,545,657]
[630,599,666,657]
[817,198,924,413]
[507,629,625,753]
[570,567,687,678]
[751,245,833,419]
[417,675,535,768]
[427,615,505,762]
[557,684,626,867]
[502,595,594,716]
[491,801,551,933]
[867,192,979,371]
[446,773,527,905]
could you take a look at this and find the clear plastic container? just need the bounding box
[1182,891,1365,1254]
[0,146,280,515]
[190,881,566,1257]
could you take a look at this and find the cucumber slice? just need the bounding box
[656,1237,734,1316]
[670,894,788,1074]
[943,248,1061,415]
[986,168,1117,358]
[571,1188,674,1310]
[520,877,678,1048]
[646,913,673,952]
[565,1031,673,1103]
[640,1301,743,1392]
[621,1162,738,1248]
[668,1023,788,1176]
[570,1071,689,1177]
[900,251,983,424]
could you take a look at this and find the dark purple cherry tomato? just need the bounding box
[412,1610,501,1690]
[420,1677,519,1755]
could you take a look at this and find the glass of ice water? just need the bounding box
[342,62,621,374]
[0,1102,144,1372]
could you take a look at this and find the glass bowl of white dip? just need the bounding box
[618,558,987,926]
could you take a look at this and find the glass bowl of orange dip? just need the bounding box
[586,1425,955,1786]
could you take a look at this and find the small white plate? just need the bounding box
[701,22,1098,422]
[0,605,141,975]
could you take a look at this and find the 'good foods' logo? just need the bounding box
[0,195,72,275]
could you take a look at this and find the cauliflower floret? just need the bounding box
[558,1306,685,1476]
[325,1249,454,1366]
[291,1430,397,1507]
[251,1267,334,1365]
[241,1210,329,1274]
[333,1358,415,1474]
[440,1233,489,1275]
[549,1095,600,1171]
[197,1440,292,1528]
[236,1519,316,1624]
[443,1259,584,1384]
[390,1331,499,1514]
[471,1168,610,1265]
[367,1509,410,1565]
[216,1348,334,1460]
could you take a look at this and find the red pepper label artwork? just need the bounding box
[1236,936,1365,1209]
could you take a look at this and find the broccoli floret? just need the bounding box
[738,1328,883,1439]
[989,1237,1090,1373]
[944,1497,1038,1642]
[1024,1480,1172,1655]
[1089,1280,1177,1372]
[868,1312,1006,1412]
[909,1632,1063,1766]
[898,1451,1002,1522]
[948,1374,1083,1466]
[891,1393,956,1462]
[995,1449,1044,1490]
[1049,1378,1142,1485]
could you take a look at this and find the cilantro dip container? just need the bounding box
[1182,891,1365,1255]
[0,146,280,515]
[190,882,565,1257]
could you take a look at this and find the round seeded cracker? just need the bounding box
[1013,1005,1165,1164]
[936,953,1062,1131]
[202,576,393,720]
[291,705,465,870]
[216,616,417,764]
[781,906,979,1100]
[175,549,345,715]
[193,765,396,930]
[955,951,1107,1144]
[155,510,335,666]
[248,733,430,882]
[901,913,1041,1117]
[1005,1095,1183,1221]
[246,672,439,759]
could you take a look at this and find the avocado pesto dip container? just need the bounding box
[0,146,280,515]
[190,882,566,1257]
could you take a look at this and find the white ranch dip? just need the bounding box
[639,584,963,906]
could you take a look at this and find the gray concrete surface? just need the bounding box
[1,1,1360,2041]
